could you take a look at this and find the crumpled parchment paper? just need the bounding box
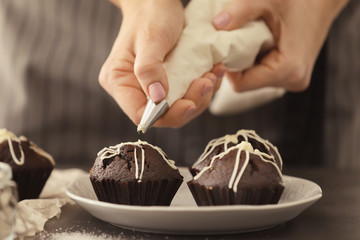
[14,168,88,238]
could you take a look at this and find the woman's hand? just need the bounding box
[99,0,224,128]
[211,0,349,92]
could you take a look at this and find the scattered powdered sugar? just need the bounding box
[45,231,119,240]
[39,227,151,240]
[38,226,124,240]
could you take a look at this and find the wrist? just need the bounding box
[110,0,145,11]
[300,0,349,66]
[315,0,349,23]
[109,0,121,8]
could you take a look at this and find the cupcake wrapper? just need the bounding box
[90,178,183,206]
[187,181,284,206]
[12,167,53,200]
[188,167,198,177]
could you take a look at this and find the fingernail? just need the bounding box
[148,82,166,103]
[213,12,230,29]
[208,74,217,85]
[201,84,213,97]
[184,106,196,118]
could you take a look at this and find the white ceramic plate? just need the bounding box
[66,168,322,235]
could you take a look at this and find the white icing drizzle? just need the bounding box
[194,134,239,166]
[0,129,18,143]
[134,146,139,179]
[133,146,145,182]
[232,150,250,192]
[139,148,145,180]
[0,129,55,166]
[97,140,177,182]
[193,130,283,192]
[194,129,282,170]
[228,144,244,190]
[7,136,25,166]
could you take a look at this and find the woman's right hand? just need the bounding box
[99,0,224,128]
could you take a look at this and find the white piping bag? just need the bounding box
[138,0,282,133]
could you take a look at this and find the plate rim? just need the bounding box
[66,174,322,213]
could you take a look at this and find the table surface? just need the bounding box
[33,167,360,240]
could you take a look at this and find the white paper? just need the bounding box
[13,169,88,238]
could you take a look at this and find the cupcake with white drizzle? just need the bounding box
[0,129,55,200]
[90,140,183,206]
[187,130,284,205]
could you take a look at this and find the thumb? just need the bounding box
[212,0,280,40]
[134,39,169,103]
[226,50,283,92]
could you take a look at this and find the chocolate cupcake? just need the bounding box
[90,140,183,206]
[187,130,284,206]
[0,129,55,200]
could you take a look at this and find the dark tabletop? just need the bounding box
[34,167,360,240]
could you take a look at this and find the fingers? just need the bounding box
[99,73,148,125]
[211,0,335,96]
[134,33,169,103]
[226,51,278,92]
[99,53,147,125]
[155,76,214,128]
[226,50,311,92]
[155,70,223,128]
[129,0,184,104]
[213,0,281,41]
[211,64,227,91]
[99,0,185,126]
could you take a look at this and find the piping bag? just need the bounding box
[137,0,284,133]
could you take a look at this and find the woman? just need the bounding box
[0,0,356,168]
